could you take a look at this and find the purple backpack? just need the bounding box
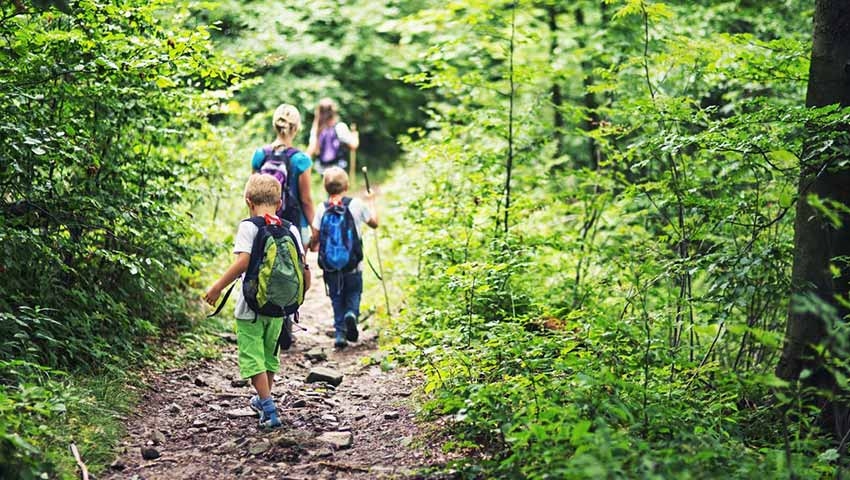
[317,126,348,166]
[259,146,301,225]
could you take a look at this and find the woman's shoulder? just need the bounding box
[289,149,312,170]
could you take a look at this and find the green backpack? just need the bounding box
[242,215,305,317]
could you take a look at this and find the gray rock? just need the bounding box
[230,379,249,388]
[140,446,160,460]
[305,367,343,387]
[109,460,126,470]
[316,431,353,449]
[321,414,338,422]
[249,439,272,455]
[216,440,238,454]
[194,376,208,387]
[177,373,192,382]
[354,414,367,421]
[304,348,327,362]
[311,448,334,458]
[192,419,207,428]
[290,398,307,408]
[218,332,238,344]
[226,407,257,418]
[272,429,313,447]
[384,411,400,420]
[150,430,166,445]
[166,403,183,414]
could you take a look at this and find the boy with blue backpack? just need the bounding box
[312,166,378,348]
[204,173,310,429]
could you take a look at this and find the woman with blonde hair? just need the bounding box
[251,103,317,247]
[306,97,359,174]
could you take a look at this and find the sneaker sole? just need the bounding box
[344,315,358,342]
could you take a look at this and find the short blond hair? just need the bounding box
[322,166,349,195]
[244,173,281,207]
[272,104,301,140]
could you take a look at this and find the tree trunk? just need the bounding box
[547,4,565,158]
[776,0,850,436]
[574,7,602,171]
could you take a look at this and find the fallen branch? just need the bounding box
[318,461,371,473]
[69,443,89,480]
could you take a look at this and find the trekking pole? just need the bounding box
[362,166,391,318]
[349,123,358,190]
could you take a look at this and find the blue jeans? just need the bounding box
[325,271,362,335]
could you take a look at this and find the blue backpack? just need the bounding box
[259,146,302,226]
[317,197,363,273]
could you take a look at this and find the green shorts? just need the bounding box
[235,314,283,379]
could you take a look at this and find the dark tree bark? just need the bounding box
[574,7,602,171]
[547,4,565,157]
[776,0,850,436]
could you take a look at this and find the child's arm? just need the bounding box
[204,253,250,307]
[303,260,311,292]
[365,191,379,229]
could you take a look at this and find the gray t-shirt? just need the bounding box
[312,197,373,271]
[233,220,304,320]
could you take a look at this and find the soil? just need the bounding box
[102,254,459,480]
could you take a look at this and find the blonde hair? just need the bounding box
[272,104,301,141]
[322,166,349,195]
[244,173,281,207]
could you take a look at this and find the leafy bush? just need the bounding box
[378,0,837,477]
[0,0,245,476]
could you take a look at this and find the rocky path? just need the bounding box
[103,254,455,479]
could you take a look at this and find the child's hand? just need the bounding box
[309,228,319,252]
[203,285,221,306]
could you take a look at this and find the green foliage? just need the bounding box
[0,360,133,480]
[376,0,839,477]
[0,0,245,476]
[189,0,432,170]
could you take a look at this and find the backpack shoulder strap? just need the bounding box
[279,219,304,255]
[340,197,361,240]
[245,216,265,228]
[259,145,274,164]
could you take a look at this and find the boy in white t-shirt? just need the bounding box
[312,167,378,348]
[204,174,310,429]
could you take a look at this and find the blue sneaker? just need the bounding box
[334,332,348,349]
[249,395,265,422]
[344,312,358,342]
[258,397,282,429]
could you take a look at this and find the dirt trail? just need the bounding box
[103,253,455,479]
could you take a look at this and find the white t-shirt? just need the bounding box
[233,219,304,320]
[312,197,373,272]
[309,121,357,147]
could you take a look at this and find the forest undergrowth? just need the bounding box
[3,0,850,479]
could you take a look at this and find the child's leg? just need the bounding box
[342,271,363,342]
[326,272,347,346]
[342,271,363,318]
[258,315,284,428]
[251,372,271,399]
